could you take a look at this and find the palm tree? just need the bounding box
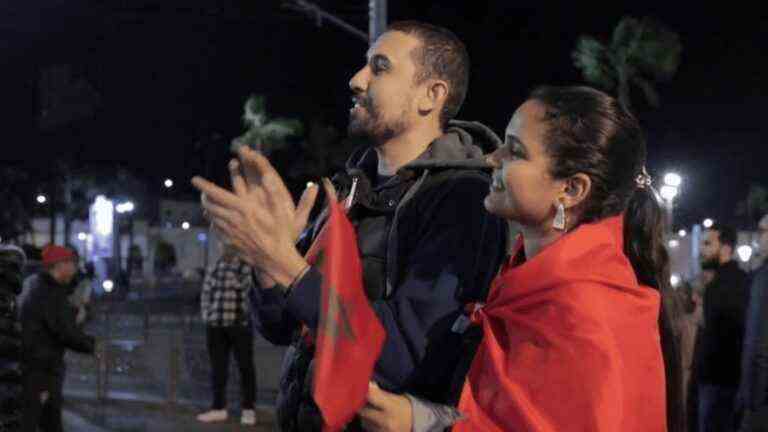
[737,184,768,229]
[0,167,33,243]
[230,95,303,155]
[573,16,682,110]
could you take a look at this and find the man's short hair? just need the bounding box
[710,224,737,249]
[387,21,470,127]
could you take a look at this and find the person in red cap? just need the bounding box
[19,245,96,432]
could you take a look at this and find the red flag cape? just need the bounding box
[312,198,386,432]
[455,216,667,432]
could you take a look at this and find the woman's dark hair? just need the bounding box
[530,86,684,431]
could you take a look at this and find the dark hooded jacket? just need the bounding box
[19,272,95,376]
[250,120,508,431]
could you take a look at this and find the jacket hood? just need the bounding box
[344,119,502,174]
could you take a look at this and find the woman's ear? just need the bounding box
[561,173,591,210]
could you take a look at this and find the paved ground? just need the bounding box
[64,399,276,431]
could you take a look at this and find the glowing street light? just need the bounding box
[164,179,174,189]
[663,173,682,188]
[77,232,87,241]
[659,185,679,201]
[93,196,114,236]
[115,201,135,214]
[703,218,714,229]
[659,172,682,234]
[661,172,682,201]
[678,229,687,237]
[737,245,754,263]
[36,194,47,204]
[102,279,115,293]
[181,221,191,230]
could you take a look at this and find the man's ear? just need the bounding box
[417,79,449,116]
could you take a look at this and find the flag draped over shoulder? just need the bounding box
[454,216,667,432]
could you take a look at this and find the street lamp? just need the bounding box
[663,173,682,188]
[659,185,679,201]
[702,218,714,229]
[102,279,114,293]
[115,200,137,280]
[198,232,209,269]
[164,179,174,189]
[75,232,89,260]
[115,201,135,214]
[661,172,682,234]
[181,221,191,230]
[678,229,687,237]
[93,196,114,236]
[737,245,753,263]
[36,194,47,204]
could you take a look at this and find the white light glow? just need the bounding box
[668,239,680,249]
[93,196,114,236]
[164,179,174,188]
[670,274,681,287]
[181,221,191,230]
[77,232,87,241]
[660,185,679,201]
[102,279,114,292]
[737,245,754,263]
[678,229,687,237]
[663,173,682,187]
[703,218,714,229]
[116,201,135,214]
[36,194,47,204]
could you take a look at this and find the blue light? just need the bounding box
[197,233,208,242]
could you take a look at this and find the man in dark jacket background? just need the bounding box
[697,224,749,432]
[0,245,26,431]
[194,21,508,431]
[737,214,768,432]
[19,245,96,432]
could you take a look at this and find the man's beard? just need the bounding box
[701,256,720,270]
[348,95,408,146]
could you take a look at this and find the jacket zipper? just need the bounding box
[345,177,359,210]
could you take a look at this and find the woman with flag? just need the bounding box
[358,86,684,431]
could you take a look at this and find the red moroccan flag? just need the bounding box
[454,216,667,432]
[313,198,386,432]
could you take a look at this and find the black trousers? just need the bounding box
[21,370,63,432]
[206,325,256,409]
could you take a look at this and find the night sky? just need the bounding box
[2,1,766,229]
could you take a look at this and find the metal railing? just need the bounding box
[64,301,287,408]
